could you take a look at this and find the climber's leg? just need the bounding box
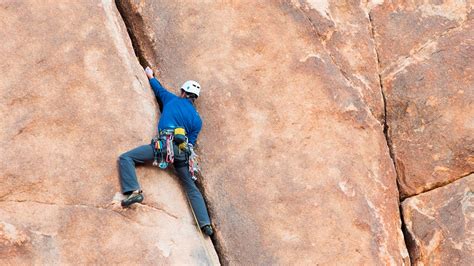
[118,144,154,194]
[174,164,212,230]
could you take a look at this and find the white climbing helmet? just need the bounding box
[181,80,201,97]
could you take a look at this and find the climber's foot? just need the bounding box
[201,224,213,236]
[121,190,144,207]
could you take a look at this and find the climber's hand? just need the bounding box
[145,66,154,79]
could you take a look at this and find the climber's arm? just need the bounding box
[145,67,176,105]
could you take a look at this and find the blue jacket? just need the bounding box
[149,77,202,145]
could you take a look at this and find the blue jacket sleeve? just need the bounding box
[149,77,177,105]
[187,116,202,145]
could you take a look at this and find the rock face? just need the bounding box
[3,0,472,264]
[294,0,385,122]
[0,0,217,264]
[402,174,473,265]
[118,0,408,264]
[370,1,474,197]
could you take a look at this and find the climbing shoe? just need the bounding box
[121,190,144,207]
[201,225,213,236]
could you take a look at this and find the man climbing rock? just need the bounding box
[118,66,213,236]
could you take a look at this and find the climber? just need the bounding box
[117,66,213,236]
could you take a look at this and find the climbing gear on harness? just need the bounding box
[187,143,200,181]
[152,138,161,166]
[174,127,187,146]
[166,134,174,163]
[152,137,168,169]
[121,190,144,207]
[151,128,199,180]
[151,128,181,169]
[181,80,201,97]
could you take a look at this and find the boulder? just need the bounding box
[402,174,473,265]
[0,0,217,264]
[370,2,474,197]
[118,0,409,264]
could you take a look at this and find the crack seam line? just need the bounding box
[292,5,363,90]
[0,199,172,228]
[114,0,155,69]
[0,199,180,221]
[370,12,472,198]
[381,17,472,78]
[0,199,108,209]
[367,10,412,265]
[402,171,474,201]
[141,203,179,219]
[367,13,399,180]
[293,5,381,124]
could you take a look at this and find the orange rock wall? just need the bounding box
[118,0,409,264]
[371,1,473,197]
[1,0,472,264]
[0,1,217,264]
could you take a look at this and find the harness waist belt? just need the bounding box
[159,128,175,136]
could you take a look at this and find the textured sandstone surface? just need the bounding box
[294,0,385,122]
[119,0,408,264]
[370,2,474,197]
[402,174,473,265]
[0,0,217,264]
[3,0,472,264]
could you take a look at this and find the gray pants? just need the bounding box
[118,144,211,227]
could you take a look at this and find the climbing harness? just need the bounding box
[151,127,199,179]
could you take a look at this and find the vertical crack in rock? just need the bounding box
[367,12,412,265]
[193,173,226,265]
[114,1,222,264]
[114,0,154,68]
[374,16,471,197]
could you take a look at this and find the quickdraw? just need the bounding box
[166,134,174,163]
[152,138,160,166]
[189,157,196,180]
[152,137,168,169]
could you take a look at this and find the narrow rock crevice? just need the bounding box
[368,12,471,199]
[114,1,223,264]
[193,173,227,265]
[114,0,155,69]
[402,171,474,200]
[367,12,412,265]
[399,204,418,263]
